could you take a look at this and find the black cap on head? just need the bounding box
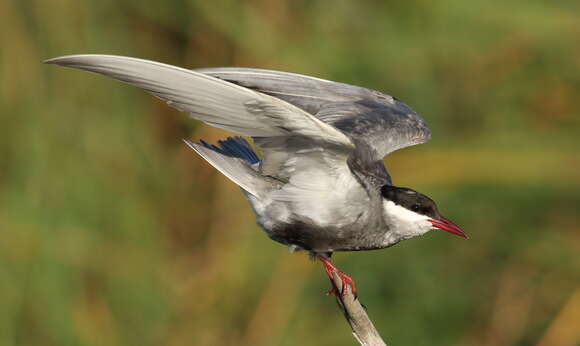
[380,185,441,219]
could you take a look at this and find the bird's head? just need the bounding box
[380,185,467,239]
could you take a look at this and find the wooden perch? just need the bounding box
[330,272,388,346]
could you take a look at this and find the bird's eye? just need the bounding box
[411,204,421,212]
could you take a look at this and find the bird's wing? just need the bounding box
[45,55,363,192]
[44,55,354,150]
[45,55,377,224]
[196,67,431,159]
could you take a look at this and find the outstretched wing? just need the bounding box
[45,55,378,226]
[44,55,354,150]
[195,67,431,160]
[45,54,361,189]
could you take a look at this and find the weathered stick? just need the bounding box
[331,272,388,346]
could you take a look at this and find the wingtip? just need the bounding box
[43,57,61,65]
[42,54,115,66]
[43,55,85,66]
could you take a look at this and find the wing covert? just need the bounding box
[197,67,431,159]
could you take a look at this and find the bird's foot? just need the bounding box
[318,256,357,297]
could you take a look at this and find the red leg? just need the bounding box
[318,256,357,296]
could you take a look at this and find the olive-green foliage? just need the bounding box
[1,1,579,345]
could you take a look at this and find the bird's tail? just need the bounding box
[184,137,273,197]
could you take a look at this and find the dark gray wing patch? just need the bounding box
[196,67,431,160]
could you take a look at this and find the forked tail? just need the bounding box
[184,136,273,197]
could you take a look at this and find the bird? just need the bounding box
[45,54,467,296]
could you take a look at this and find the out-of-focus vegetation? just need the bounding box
[1,1,579,345]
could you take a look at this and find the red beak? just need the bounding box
[428,217,468,238]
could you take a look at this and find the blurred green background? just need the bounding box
[1,1,579,345]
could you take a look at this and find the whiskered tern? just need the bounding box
[45,55,467,295]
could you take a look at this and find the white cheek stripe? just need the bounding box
[383,201,433,244]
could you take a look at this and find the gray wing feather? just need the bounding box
[194,67,369,114]
[196,67,431,159]
[44,55,354,150]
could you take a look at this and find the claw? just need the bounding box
[326,287,337,296]
[318,256,357,296]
